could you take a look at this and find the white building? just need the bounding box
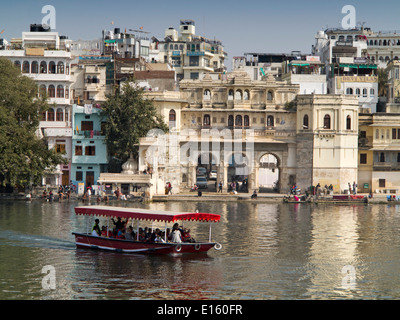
[0,25,74,186]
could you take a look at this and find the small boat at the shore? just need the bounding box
[72,205,222,255]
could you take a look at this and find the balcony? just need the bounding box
[73,130,105,138]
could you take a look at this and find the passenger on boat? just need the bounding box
[92,219,101,236]
[139,230,146,241]
[116,227,126,239]
[112,217,125,231]
[154,229,166,243]
[171,223,182,243]
[182,228,195,243]
[101,226,107,237]
[125,226,134,240]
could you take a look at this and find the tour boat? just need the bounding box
[72,205,222,254]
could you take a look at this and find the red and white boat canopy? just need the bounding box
[74,205,221,223]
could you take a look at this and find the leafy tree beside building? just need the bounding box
[0,57,66,189]
[101,79,168,172]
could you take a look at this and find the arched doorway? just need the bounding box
[258,153,280,193]
[227,152,250,193]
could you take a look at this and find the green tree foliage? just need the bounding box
[0,57,66,188]
[101,79,169,170]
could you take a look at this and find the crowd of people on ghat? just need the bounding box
[91,217,195,243]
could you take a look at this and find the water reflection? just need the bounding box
[2,200,400,299]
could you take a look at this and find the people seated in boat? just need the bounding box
[171,223,182,243]
[138,230,146,242]
[182,228,195,243]
[116,227,126,239]
[112,217,125,231]
[92,219,101,236]
[154,229,166,243]
[124,226,135,240]
[101,226,108,237]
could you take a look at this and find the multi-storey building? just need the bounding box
[134,69,360,195]
[71,104,108,193]
[156,20,226,81]
[0,25,74,186]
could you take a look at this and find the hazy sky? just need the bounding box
[1,0,400,70]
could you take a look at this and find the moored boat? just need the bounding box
[72,205,222,254]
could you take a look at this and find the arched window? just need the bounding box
[228,115,234,128]
[14,61,21,69]
[56,108,64,121]
[41,111,46,121]
[235,115,242,127]
[370,88,375,97]
[267,90,274,101]
[57,61,64,74]
[49,61,56,74]
[267,115,274,127]
[22,61,30,74]
[376,129,379,139]
[355,88,361,97]
[57,85,64,98]
[346,88,353,95]
[31,61,38,74]
[228,89,234,101]
[203,89,211,100]
[323,114,331,129]
[47,108,55,121]
[244,90,250,100]
[39,84,46,98]
[303,114,309,129]
[346,115,351,130]
[40,61,47,73]
[65,87,69,99]
[363,88,368,97]
[203,114,211,127]
[244,115,250,127]
[169,109,176,128]
[235,90,242,100]
[380,152,385,163]
[48,85,55,98]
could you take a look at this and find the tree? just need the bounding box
[0,57,66,188]
[101,79,169,172]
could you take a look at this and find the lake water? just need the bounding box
[1,199,400,300]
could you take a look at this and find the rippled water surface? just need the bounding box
[1,200,400,300]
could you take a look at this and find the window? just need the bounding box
[324,114,331,129]
[49,61,56,74]
[31,61,38,74]
[346,115,351,130]
[370,89,375,97]
[380,152,385,162]
[65,87,69,99]
[81,121,93,131]
[398,153,400,163]
[235,115,242,127]
[393,128,397,140]
[47,108,55,121]
[76,171,83,181]
[203,114,211,127]
[355,88,361,97]
[363,89,367,97]
[228,115,234,128]
[39,85,46,98]
[48,85,55,98]
[56,143,66,154]
[346,88,353,95]
[14,61,21,69]
[57,61,64,74]
[22,61,30,74]
[244,115,250,127]
[189,56,199,66]
[85,146,96,156]
[267,91,274,101]
[360,154,367,164]
[379,179,386,188]
[75,146,82,156]
[267,115,274,127]
[56,108,63,121]
[190,72,199,80]
[169,109,176,122]
[57,85,64,98]
[303,114,309,129]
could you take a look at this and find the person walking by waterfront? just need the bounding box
[218,181,223,193]
[167,182,172,195]
[353,182,357,195]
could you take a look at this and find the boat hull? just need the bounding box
[72,232,217,254]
